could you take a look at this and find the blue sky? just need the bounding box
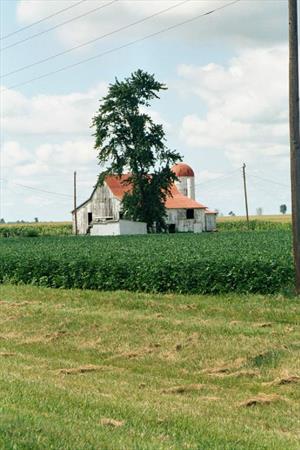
[0,0,293,221]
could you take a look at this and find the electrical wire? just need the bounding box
[1,1,118,52]
[1,0,88,41]
[194,168,241,189]
[1,0,189,79]
[0,178,72,198]
[1,0,241,92]
[247,173,290,188]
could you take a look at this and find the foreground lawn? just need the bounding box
[0,286,299,449]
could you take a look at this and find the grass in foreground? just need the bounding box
[0,285,299,449]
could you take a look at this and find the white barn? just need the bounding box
[72,163,217,235]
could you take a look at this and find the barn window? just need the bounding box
[186,209,194,219]
[88,212,93,224]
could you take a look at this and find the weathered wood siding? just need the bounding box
[166,208,205,232]
[73,183,121,235]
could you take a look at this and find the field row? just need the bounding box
[0,219,292,237]
[0,231,293,294]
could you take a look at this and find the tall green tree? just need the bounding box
[92,70,182,231]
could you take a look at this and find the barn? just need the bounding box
[72,163,217,235]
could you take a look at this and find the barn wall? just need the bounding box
[205,214,217,232]
[73,202,90,235]
[92,184,120,220]
[166,208,205,232]
[74,183,121,235]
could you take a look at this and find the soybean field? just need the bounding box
[0,231,293,294]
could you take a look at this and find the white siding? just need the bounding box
[166,208,205,232]
[73,183,121,234]
[90,220,147,236]
[205,214,217,231]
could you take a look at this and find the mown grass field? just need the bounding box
[0,285,299,449]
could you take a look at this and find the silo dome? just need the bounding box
[172,163,195,177]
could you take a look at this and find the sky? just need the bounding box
[0,0,294,222]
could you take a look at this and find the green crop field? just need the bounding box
[0,285,299,449]
[217,219,291,232]
[0,222,72,237]
[218,215,291,223]
[0,231,293,294]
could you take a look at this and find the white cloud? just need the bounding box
[1,141,31,167]
[15,0,287,49]
[2,139,97,178]
[1,83,107,135]
[179,45,289,168]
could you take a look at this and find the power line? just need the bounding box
[0,0,88,41]
[1,0,189,79]
[194,168,241,189]
[0,178,72,198]
[247,173,290,188]
[0,0,118,52]
[1,0,241,92]
[246,178,289,201]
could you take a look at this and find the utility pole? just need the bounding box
[289,0,300,293]
[242,163,249,227]
[74,171,78,235]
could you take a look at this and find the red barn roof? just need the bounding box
[105,174,132,200]
[105,175,206,209]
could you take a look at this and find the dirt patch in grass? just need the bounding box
[239,394,283,407]
[263,374,300,386]
[59,365,104,375]
[121,351,140,359]
[254,322,273,328]
[45,331,68,341]
[202,357,246,375]
[0,352,16,357]
[99,418,125,427]
[0,301,38,307]
[162,384,205,394]
[213,369,259,378]
[178,304,197,311]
